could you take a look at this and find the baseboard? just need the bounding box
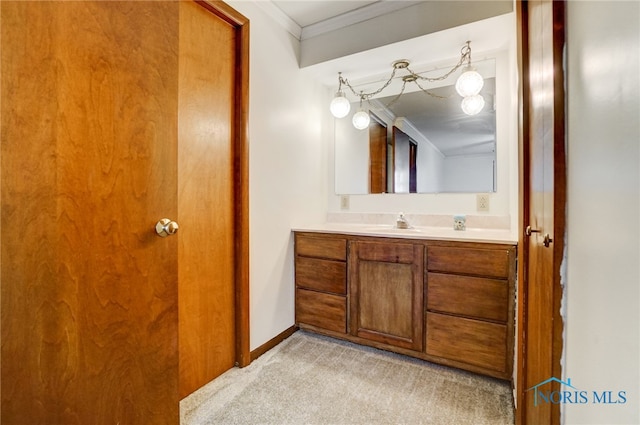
[250,325,298,362]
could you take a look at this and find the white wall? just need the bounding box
[334,107,369,194]
[227,1,330,351]
[442,154,495,192]
[394,118,445,193]
[416,136,445,193]
[564,1,640,423]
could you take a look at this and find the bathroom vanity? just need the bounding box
[294,226,516,381]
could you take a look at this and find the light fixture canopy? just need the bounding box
[461,94,486,115]
[330,41,485,127]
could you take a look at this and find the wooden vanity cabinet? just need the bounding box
[349,240,424,351]
[294,233,348,334]
[294,231,516,381]
[425,243,517,379]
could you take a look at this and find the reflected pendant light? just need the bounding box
[461,94,486,115]
[455,66,484,97]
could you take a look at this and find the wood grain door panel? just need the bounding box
[177,0,237,399]
[517,1,566,423]
[1,2,180,423]
[369,118,388,193]
[1,1,250,422]
[358,261,415,341]
[350,241,424,351]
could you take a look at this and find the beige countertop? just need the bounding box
[292,222,518,244]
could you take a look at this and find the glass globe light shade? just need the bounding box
[461,94,486,116]
[455,67,484,97]
[330,92,351,118]
[352,110,370,130]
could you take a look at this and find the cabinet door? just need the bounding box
[349,241,424,351]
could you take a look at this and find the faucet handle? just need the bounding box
[396,212,410,229]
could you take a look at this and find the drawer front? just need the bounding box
[356,241,418,264]
[296,257,346,294]
[296,288,347,334]
[427,273,508,322]
[426,312,507,373]
[427,246,511,278]
[296,234,347,261]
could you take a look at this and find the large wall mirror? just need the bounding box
[335,58,497,195]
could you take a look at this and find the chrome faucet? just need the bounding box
[396,212,411,229]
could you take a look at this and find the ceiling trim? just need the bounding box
[300,1,423,41]
[254,1,302,40]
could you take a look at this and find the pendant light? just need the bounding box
[329,73,351,118]
[330,41,486,127]
[352,94,370,130]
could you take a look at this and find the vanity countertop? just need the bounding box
[292,223,518,244]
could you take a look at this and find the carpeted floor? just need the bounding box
[180,330,514,425]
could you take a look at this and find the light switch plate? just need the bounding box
[477,194,490,212]
[340,195,350,210]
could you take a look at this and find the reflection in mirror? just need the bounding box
[335,59,496,195]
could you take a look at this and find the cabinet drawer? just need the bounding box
[427,246,511,278]
[296,234,347,261]
[296,257,346,294]
[427,273,508,322]
[296,288,347,333]
[356,241,417,264]
[426,312,507,373]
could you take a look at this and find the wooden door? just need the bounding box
[392,126,412,193]
[1,1,250,423]
[516,1,566,424]
[1,2,180,423]
[409,141,417,193]
[177,1,243,398]
[349,241,424,351]
[369,116,387,193]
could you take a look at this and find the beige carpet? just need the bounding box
[181,330,514,425]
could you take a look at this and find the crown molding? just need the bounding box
[300,1,423,41]
[253,1,302,40]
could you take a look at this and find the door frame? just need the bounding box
[197,0,251,368]
[515,1,567,423]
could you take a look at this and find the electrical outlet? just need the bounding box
[477,194,490,212]
[340,195,350,210]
